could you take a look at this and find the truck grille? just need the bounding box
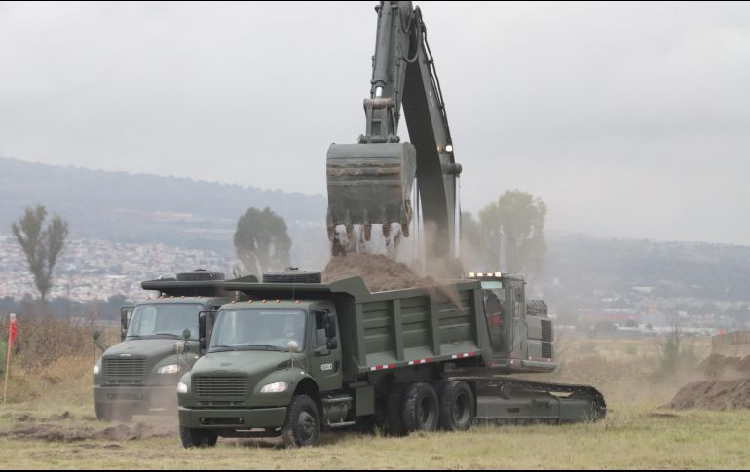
[103,357,146,384]
[541,320,553,342]
[542,342,553,360]
[193,376,249,397]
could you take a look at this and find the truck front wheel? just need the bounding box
[95,403,113,422]
[179,427,218,448]
[402,382,439,432]
[282,395,320,447]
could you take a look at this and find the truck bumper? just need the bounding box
[178,406,287,430]
[94,385,177,412]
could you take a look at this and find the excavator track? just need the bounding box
[448,374,607,422]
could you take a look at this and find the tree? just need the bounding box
[11,204,69,302]
[234,206,291,276]
[459,211,485,270]
[478,190,546,277]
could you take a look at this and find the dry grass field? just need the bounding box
[1,328,748,469]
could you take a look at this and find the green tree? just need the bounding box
[234,206,291,276]
[460,211,485,270]
[478,190,546,277]
[11,205,69,302]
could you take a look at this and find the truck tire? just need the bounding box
[179,427,218,448]
[435,381,474,431]
[382,383,407,436]
[281,395,320,447]
[401,382,439,433]
[94,403,113,422]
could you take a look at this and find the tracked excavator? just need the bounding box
[316,1,607,436]
[326,0,462,265]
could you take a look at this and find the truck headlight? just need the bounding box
[93,364,100,375]
[157,364,181,375]
[260,381,288,393]
[177,381,188,394]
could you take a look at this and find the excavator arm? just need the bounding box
[326,1,462,263]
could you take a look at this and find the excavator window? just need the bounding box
[482,289,506,352]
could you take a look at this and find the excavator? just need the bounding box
[321,1,607,432]
[326,0,462,266]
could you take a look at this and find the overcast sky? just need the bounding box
[1,1,749,244]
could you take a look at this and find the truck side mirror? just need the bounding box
[120,306,134,341]
[324,312,337,339]
[198,310,217,353]
[324,312,337,349]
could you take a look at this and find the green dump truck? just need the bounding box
[175,270,605,447]
[93,270,242,421]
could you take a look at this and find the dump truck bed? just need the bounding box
[223,277,492,380]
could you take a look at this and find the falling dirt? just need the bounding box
[322,254,436,292]
[322,253,463,309]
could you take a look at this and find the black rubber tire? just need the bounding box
[281,395,321,447]
[179,427,218,448]
[401,382,439,433]
[176,270,225,281]
[94,403,113,422]
[383,383,407,436]
[435,381,474,431]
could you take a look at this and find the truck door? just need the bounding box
[310,307,342,392]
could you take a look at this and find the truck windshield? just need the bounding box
[127,303,201,340]
[210,308,307,352]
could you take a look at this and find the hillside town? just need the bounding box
[0,232,233,302]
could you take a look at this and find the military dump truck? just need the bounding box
[93,270,242,421]
[176,271,605,447]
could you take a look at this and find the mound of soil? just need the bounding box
[700,354,750,380]
[322,254,434,292]
[663,380,750,411]
[0,417,177,443]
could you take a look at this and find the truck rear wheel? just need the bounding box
[179,427,218,448]
[282,395,320,447]
[435,381,474,431]
[401,382,439,432]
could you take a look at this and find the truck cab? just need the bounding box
[467,271,555,374]
[177,297,344,447]
[93,270,232,421]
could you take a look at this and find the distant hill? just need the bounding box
[3,156,750,324]
[540,233,750,317]
[0,156,329,265]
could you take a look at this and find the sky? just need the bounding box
[1,1,749,244]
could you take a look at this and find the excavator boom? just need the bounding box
[326,1,462,263]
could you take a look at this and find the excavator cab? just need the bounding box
[468,271,557,374]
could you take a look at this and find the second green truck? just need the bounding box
[174,270,605,447]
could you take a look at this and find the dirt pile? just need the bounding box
[663,331,750,411]
[663,380,750,411]
[0,415,177,443]
[322,254,435,292]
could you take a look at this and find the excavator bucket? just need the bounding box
[326,142,416,241]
